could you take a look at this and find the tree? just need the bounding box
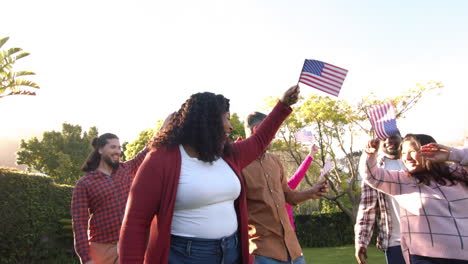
[124,120,164,160]
[270,81,443,221]
[0,37,40,99]
[230,113,245,141]
[16,123,98,185]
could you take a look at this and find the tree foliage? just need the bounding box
[16,123,98,185]
[0,36,40,99]
[230,112,245,141]
[124,120,164,160]
[271,81,443,221]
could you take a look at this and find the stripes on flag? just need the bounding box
[367,102,399,140]
[294,130,314,143]
[318,158,333,180]
[298,59,348,97]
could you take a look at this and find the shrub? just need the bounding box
[0,168,77,263]
[294,212,354,247]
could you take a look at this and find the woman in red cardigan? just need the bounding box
[119,85,300,264]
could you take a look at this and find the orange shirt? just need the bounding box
[241,152,303,261]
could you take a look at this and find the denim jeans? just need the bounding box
[385,245,405,264]
[410,255,468,264]
[169,232,240,264]
[254,255,306,264]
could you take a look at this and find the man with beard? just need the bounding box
[71,133,149,264]
[355,131,406,264]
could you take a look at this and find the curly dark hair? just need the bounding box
[401,134,468,186]
[149,92,233,163]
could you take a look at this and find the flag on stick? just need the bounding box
[367,102,399,140]
[298,59,348,97]
[294,130,315,143]
[318,158,333,181]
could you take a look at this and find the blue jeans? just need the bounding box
[410,255,468,264]
[385,245,405,264]
[254,255,306,264]
[169,232,240,264]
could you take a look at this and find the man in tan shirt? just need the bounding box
[242,112,329,264]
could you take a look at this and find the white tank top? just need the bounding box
[171,145,241,239]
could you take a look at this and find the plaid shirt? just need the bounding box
[354,155,404,251]
[71,148,149,263]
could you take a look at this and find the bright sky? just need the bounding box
[1,0,467,146]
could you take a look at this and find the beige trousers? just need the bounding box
[89,241,118,264]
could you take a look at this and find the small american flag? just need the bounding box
[367,102,399,140]
[319,158,333,180]
[298,59,348,97]
[294,130,314,143]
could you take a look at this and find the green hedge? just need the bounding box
[0,167,365,262]
[294,212,355,247]
[0,168,77,264]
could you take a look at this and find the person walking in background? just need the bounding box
[241,111,329,264]
[361,134,468,264]
[71,133,149,264]
[119,85,300,264]
[286,143,318,230]
[355,132,406,264]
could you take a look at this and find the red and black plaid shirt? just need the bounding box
[71,148,149,263]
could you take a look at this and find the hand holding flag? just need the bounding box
[280,85,300,107]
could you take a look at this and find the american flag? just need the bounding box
[318,158,333,180]
[294,130,314,143]
[367,102,399,140]
[298,59,348,97]
[294,130,314,142]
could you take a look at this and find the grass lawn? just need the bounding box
[303,245,386,264]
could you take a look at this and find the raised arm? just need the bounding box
[421,143,468,179]
[421,143,468,166]
[232,85,298,169]
[359,139,408,195]
[288,144,316,190]
[122,147,150,175]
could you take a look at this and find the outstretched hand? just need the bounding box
[420,143,451,162]
[280,85,300,107]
